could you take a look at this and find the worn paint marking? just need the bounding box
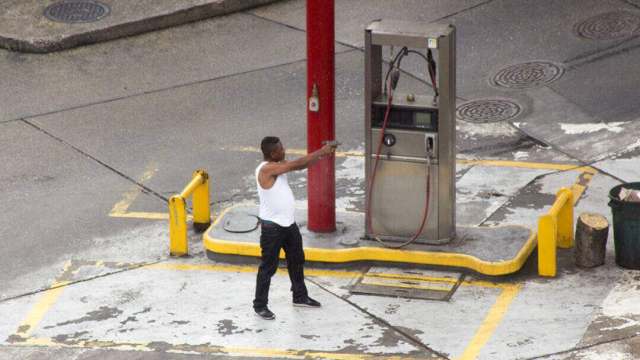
[145,262,509,289]
[18,336,389,359]
[108,161,201,221]
[459,160,593,173]
[226,145,365,159]
[11,260,517,358]
[12,281,70,339]
[109,162,158,216]
[110,211,195,220]
[109,151,596,222]
[456,284,522,360]
[570,167,597,204]
[226,146,595,172]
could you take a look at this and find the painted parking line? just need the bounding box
[456,284,521,360]
[225,145,596,173]
[18,336,386,360]
[109,162,158,215]
[108,161,193,221]
[108,146,598,222]
[570,166,597,205]
[9,260,520,360]
[10,261,74,341]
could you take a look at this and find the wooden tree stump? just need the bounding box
[575,212,609,268]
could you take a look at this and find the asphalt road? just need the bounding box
[1,0,640,359]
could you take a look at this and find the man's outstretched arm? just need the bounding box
[261,144,337,178]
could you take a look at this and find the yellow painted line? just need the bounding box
[109,162,158,216]
[226,146,595,172]
[110,211,195,221]
[147,260,512,291]
[226,145,365,159]
[570,168,597,204]
[14,281,70,338]
[458,159,592,172]
[11,259,516,359]
[20,337,391,359]
[456,284,522,360]
[146,262,362,279]
[24,337,150,352]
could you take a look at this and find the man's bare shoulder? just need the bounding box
[261,160,295,177]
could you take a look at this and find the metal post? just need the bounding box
[538,214,557,277]
[306,0,336,233]
[556,188,574,249]
[169,196,188,256]
[192,170,212,232]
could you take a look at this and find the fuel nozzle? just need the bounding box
[389,67,401,91]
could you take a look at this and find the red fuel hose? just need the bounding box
[366,80,431,249]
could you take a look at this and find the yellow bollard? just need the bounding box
[538,214,557,277]
[169,195,188,256]
[192,169,211,232]
[556,188,574,249]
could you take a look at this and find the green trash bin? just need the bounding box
[608,182,640,270]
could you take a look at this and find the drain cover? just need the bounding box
[491,61,564,89]
[457,99,522,123]
[350,267,463,301]
[575,11,640,40]
[44,0,111,23]
[223,213,260,233]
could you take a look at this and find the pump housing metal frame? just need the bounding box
[364,20,456,243]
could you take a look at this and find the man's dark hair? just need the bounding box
[261,136,281,160]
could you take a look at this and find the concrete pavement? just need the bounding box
[1,0,640,359]
[0,0,280,53]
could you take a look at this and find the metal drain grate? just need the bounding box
[456,99,522,123]
[44,0,111,23]
[575,11,640,40]
[491,61,564,89]
[350,267,464,301]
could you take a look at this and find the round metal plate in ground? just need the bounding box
[575,11,640,40]
[44,1,111,23]
[456,99,522,123]
[223,213,260,233]
[491,61,564,89]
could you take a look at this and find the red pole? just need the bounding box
[306,0,335,232]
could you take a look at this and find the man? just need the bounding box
[253,136,337,320]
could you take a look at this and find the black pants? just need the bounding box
[253,221,308,310]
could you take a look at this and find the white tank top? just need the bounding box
[256,161,295,227]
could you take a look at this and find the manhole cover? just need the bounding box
[456,99,522,123]
[223,213,260,233]
[491,61,564,89]
[575,11,640,40]
[44,0,111,23]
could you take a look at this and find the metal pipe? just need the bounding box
[547,189,571,217]
[306,0,336,233]
[537,187,574,277]
[169,195,188,256]
[192,170,211,232]
[180,172,205,199]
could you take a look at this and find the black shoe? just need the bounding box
[254,307,275,320]
[293,296,321,308]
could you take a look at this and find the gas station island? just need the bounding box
[204,20,536,277]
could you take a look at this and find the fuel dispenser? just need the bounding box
[205,18,536,276]
[364,20,456,246]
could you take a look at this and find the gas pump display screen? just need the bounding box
[372,104,438,131]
